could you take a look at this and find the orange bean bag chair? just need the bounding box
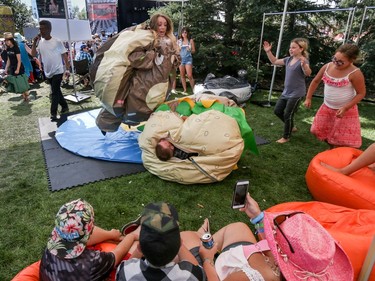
[267,201,375,281]
[305,147,375,210]
[11,242,130,281]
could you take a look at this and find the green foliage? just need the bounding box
[0,0,34,32]
[159,0,375,95]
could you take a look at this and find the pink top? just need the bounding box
[322,63,359,109]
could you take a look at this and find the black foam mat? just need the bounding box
[254,134,270,146]
[38,117,146,192]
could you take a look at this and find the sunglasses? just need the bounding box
[331,56,345,66]
[273,212,304,254]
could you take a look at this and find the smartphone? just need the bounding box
[231,180,249,209]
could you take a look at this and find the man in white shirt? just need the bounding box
[31,20,69,121]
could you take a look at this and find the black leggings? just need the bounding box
[274,96,303,139]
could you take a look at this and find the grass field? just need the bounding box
[0,82,374,280]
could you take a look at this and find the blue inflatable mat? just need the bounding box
[55,109,142,163]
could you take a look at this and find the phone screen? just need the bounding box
[231,180,249,209]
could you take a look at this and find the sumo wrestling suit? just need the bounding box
[90,22,179,132]
[138,94,259,184]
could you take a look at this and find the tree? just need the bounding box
[0,0,34,32]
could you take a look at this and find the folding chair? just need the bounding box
[72,59,90,86]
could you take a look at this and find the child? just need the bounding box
[304,44,366,149]
[263,38,312,143]
[116,202,205,280]
[39,199,138,281]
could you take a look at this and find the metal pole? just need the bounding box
[63,0,78,98]
[357,6,375,45]
[181,0,184,29]
[343,8,355,43]
[267,0,288,107]
[255,13,266,83]
[263,7,354,16]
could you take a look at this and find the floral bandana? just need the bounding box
[47,199,94,259]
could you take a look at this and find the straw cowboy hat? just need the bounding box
[3,32,13,39]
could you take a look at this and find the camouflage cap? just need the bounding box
[141,202,179,233]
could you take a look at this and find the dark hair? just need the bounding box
[6,37,18,47]
[336,43,360,61]
[155,138,174,161]
[39,20,52,31]
[179,27,191,40]
[140,225,181,267]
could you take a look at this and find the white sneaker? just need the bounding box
[181,91,188,96]
[171,89,176,94]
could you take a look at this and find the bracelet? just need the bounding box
[250,211,264,224]
[203,258,214,266]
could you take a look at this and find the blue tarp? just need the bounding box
[55,109,142,163]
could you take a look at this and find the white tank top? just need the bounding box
[322,63,359,109]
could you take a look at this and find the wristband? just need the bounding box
[250,211,264,224]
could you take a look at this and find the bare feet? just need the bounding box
[276,137,289,144]
[22,92,30,102]
[198,218,210,235]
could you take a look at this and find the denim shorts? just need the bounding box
[181,55,193,65]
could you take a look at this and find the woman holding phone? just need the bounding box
[181,193,353,281]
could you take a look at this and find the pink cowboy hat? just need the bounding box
[263,211,353,281]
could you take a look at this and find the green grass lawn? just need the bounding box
[0,83,374,280]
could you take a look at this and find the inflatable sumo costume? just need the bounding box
[267,201,375,281]
[90,22,179,132]
[306,147,375,210]
[138,94,259,184]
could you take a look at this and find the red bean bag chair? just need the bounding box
[267,201,375,281]
[12,261,40,281]
[305,147,375,210]
[11,242,131,281]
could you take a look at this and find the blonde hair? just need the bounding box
[291,38,309,59]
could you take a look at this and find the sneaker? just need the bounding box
[50,115,59,122]
[171,89,176,94]
[120,215,142,235]
[181,91,189,96]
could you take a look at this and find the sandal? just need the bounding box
[120,215,142,235]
